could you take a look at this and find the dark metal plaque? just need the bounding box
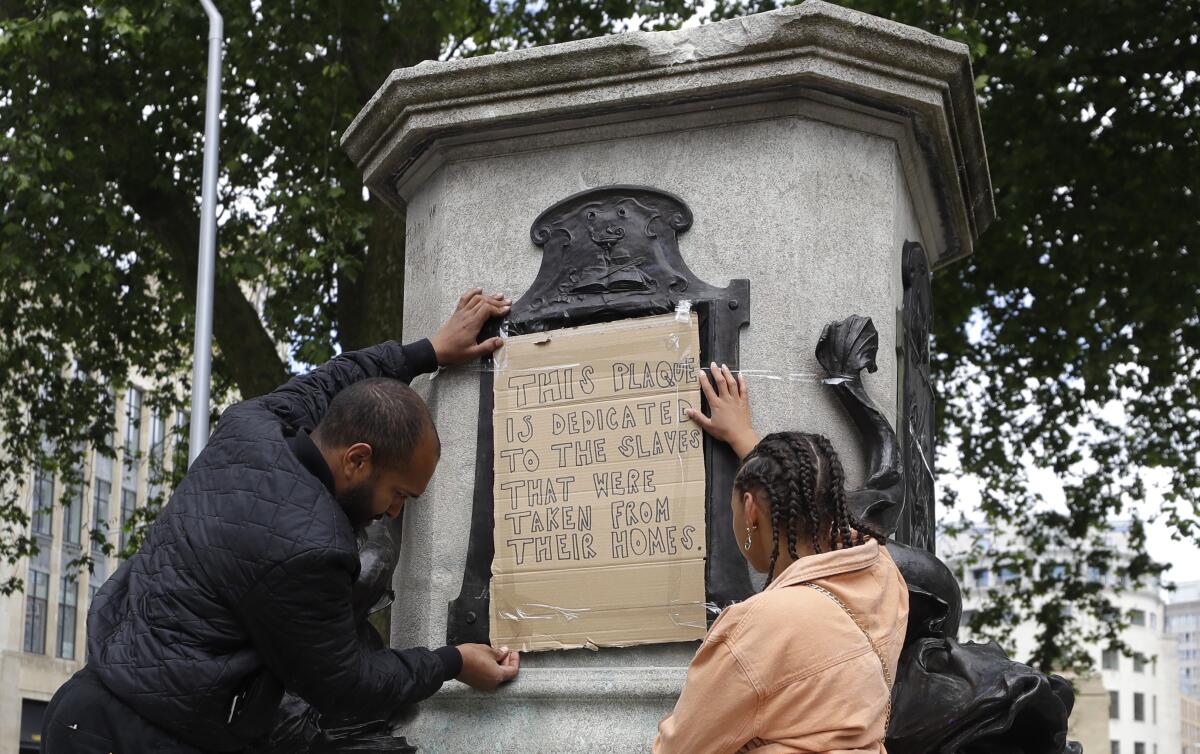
[447,185,752,645]
[897,241,935,552]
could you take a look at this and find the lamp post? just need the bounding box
[188,0,222,466]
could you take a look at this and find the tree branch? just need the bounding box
[116,167,290,399]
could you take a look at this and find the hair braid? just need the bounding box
[808,434,854,549]
[770,440,804,561]
[754,440,798,581]
[811,433,887,546]
[735,448,786,583]
[785,435,822,555]
[735,431,883,585]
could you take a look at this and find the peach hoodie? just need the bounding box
[655,539,909,754]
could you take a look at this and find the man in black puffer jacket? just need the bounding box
[42,288,518,752]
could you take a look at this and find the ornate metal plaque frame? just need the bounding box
[446,185,752,645]
[897,240,935,551]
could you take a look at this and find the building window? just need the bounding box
[123,387,142,467]
[119,487,136,551]
[1102,648,1119,670]
[92,478,111,551]
[1133,654,1145,673]
[31,470,54,536]
[1149,613,1156,629]
[89,555,108,605]
[63,482,84,546]
[972,568,990,587]
[20,699,47,754]
[1151,695,1156,724]
[1133,692,1144,722]
[1110,690,1119,719]
[150,407,167,466]
[1130,609,1146,627]
[23,566,49,654]
[56,576,78,660]
[999,566,1020,583]
[1133,743,1144,754]
[1109,742,1119,754]
[173,408,190,471]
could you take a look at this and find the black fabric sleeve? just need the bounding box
[433,645,463,680]
[255,339,439,432]
[238,548,452,721]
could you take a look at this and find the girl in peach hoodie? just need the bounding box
[655,364,909,754]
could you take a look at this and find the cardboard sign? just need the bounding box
[489,313,708,651]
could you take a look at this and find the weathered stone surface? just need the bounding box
[343,0,992,267]
[394,667,688,753]
[343,2,993,751]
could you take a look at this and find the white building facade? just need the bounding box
[0,386,184,754]
[1167,581,1200,754]
[945,523,1182,754]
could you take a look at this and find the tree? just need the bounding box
[3,0,1197,673]
[712,0,1200,672]
[0,0,702,587]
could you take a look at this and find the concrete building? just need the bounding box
[1181,693,1200,754]
[944,522,1182,754]
[1167,581,1200,697]
[1167,581,1200,754]
[0,385,184,754]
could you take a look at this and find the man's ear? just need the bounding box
[342,442,374,479]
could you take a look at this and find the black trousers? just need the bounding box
[42,665,208,754]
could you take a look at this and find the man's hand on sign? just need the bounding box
[687,362,759,460]
[430,288,512,366]
[454,643,520,690]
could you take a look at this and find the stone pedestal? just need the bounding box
[343,2,990,750]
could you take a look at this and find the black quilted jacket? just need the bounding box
[86,340,460,752]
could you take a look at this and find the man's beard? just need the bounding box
[337,480,378,530]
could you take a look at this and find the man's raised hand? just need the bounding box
[430,288,511,366]
[454,643,520,690]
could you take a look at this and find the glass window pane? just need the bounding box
[120,488,136,551]
[23,568,49,654]
[31,471,54,536]
[64,483,83,546]
[1102,648,1119,670]
[124,387,142,456]
[56,577,78,660]
[92,478,111,552]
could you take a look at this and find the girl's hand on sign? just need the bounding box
[687,362,758,460]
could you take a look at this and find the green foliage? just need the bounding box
[3,0,1197,676]
[0,1,706,588]
[712,0,1199,673]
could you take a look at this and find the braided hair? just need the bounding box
[734,432,883,583]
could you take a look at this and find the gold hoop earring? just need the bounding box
[744,527,753,551]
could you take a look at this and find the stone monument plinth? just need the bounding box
[343,2,991,751]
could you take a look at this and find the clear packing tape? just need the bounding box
[460,308,901,651]
[488,312,710,652]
